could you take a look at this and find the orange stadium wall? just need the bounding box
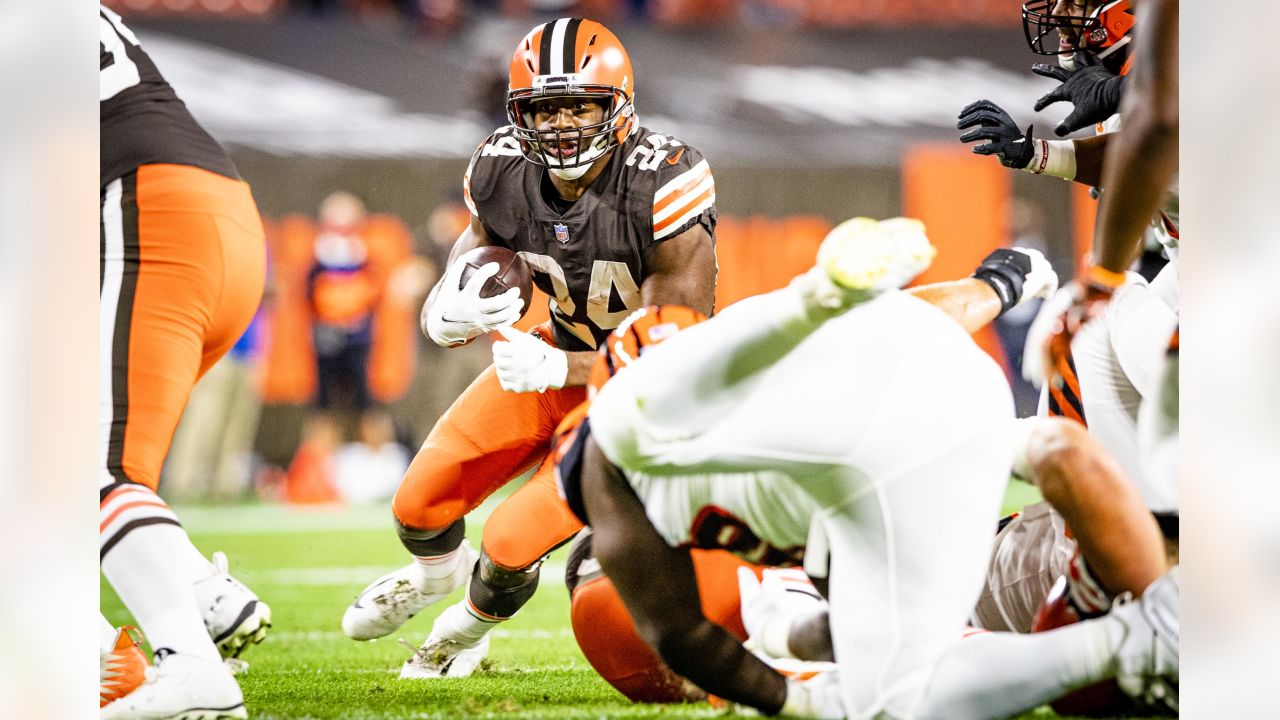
[902,143,1011,374]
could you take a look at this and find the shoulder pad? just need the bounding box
[464,126,523,216]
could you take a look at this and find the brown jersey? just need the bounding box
[463,125,716,350]
[99,6,239,190]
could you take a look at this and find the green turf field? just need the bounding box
[101,483,1105,719]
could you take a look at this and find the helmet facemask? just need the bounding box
[1022,0,1134,66]
[507,81,634,180]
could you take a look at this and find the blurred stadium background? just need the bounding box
[102,0,1100,509]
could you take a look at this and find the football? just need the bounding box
[457,245,534,319]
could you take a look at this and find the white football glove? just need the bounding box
[781,670,845,719]
[1008,416,1050,482]
[492,325,569,393]
[424,259,524,347]
[1012,246,1059,307]
[737,567,826,661]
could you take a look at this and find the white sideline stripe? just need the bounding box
[268,663,586,675]
[270,628,574,643]
[241,561,567,586]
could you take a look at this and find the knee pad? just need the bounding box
[467,548,540,620]
[394,516,465,557]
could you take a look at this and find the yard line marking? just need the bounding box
[240,562,567,587]
[269,628,574,643]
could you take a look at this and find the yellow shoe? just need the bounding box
[818,216,936,298]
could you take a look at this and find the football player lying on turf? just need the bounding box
[556,217,1178,719]
[558,235,1048,704]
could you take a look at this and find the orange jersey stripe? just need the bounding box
[653,185,714,235]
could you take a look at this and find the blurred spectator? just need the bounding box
[308,191,380,412]
[162,313,265,503]
[333,410,412,503]
[257,191,424,503]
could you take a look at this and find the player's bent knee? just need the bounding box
[390,475,467,535]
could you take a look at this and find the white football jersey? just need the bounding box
[626,469,817,566]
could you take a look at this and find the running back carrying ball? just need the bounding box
[458,246,533,311]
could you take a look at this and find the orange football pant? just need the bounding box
[392,324,587,570]
[100,163,266,492]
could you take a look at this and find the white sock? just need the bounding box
[915,618,1123,720]
[100,613,118,654]
[433,599,500,647]
[100,485,221,662]
[413,544,470,585]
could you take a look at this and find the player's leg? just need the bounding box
[917,568,1179,720]
[593,219,934,453]
[819,411,1012,718]
[100,165,265,718]
[1021,417,1168,610]
[399,456,583,677]
[344,344,587,641]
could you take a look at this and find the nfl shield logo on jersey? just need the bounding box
[554,223,570,245]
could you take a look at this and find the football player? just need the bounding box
[99,6,271,718]
[958,1,1135,185]
[560,218,1177,719]
[340,18,718,677]
[555,231,1058,705]
[959,0,1178,517]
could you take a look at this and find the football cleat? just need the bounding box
[100,652,246,720]
[101,626,151,708]
[195,552,272,659]
[342,541,477,641]
[1111,566,1179,712]
[398,633,490,680]
[797,216,937,312]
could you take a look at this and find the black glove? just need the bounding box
[957,99,1035,170]
[1032,54,1126,136]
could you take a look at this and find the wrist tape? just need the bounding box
[1023,138,1077,180]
